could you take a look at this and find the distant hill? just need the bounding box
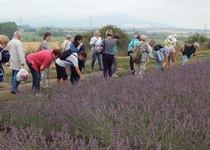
[0,14,173,28]
[60,14,173,28]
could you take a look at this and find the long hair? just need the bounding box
[72,35,82,47]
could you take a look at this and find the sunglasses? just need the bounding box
[78,39,82,41]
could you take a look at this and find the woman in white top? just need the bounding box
[40,32,52,87]
[90,30,103,70]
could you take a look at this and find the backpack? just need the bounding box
[132,41,148,63]
[154,44,164,51]
[164,36,173,48]
[60,50,74,60]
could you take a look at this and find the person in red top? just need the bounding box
[26,49,61,95]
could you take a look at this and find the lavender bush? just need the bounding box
[0,60,210,149]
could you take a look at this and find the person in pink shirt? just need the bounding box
[26,49,61,95]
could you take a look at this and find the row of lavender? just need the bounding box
[0,61,210,149]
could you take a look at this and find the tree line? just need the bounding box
[0,22,210,50]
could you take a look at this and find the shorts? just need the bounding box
[55,62,68,80]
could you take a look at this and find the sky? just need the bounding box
[1,0,210,29]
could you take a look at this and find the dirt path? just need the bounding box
[0,71,104,95]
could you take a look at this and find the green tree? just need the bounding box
[0,22,18,39]
[99,25,130,54]
[82,25,130,55]
[186,33,208,45]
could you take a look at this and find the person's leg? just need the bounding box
[70,66,79,84]
[107,55,114,77]
[55,63,63,84]
[96,52,103,70]
[130,55,134,73]
[168,53,171,67]
[61,67,68,84]
[42,67,50,86]
[154,51,162,71]
[78,60,83,71]
[170,52,176,66]
[27,62,40,93]
[182,55,188,65]
[102,54,108,77]
[139,62,147,78]
[112,58,117,75]
[134,63,140,78]
[11,70,20,93]
[91,52,96,69]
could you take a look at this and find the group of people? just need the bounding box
[0,29,121,96]
[127,34,200,78]
[0,30,200,96]
[89,30,120,77]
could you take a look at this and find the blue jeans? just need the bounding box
[11,70,20,92]
[182,55,188,65]
[154,51,162,71]
[91,51,102,69]
[27,61,41,93]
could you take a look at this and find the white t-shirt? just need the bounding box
[90,36,102,52]
[55,53,78,67]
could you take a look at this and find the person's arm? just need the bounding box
[41,41,52,50]
[99,39,105,51]
[89,37,95,45]
[164,55,169,68]
[173,40,178,57]
[114,46,117,58]
[162,40,166,46]
[180,45,185,52]
[0,50,10,63]
[16,42,25,67]
[70,43,83,53]
[75,66,84,81]
[148,45,156,59]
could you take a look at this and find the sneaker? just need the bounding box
[35,93,42,97]
[131,70,135,75]
[99,68,103,71]
[112,74,118,78]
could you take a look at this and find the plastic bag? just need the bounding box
[16,68,29,81]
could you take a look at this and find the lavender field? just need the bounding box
[0,60,210,149]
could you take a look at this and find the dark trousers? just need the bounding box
[102,54,114,77]
[130,55,134,71]
[27,61,41,93]
[70,59,83,84]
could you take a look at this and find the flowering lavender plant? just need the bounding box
[0,60,210,149]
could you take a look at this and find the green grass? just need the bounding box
[21,32,66,42]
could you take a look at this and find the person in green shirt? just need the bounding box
[112,33,120,77]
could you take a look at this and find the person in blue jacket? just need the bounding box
[0,35,10,84]
[69,34,85,83]
[127,34,141,74]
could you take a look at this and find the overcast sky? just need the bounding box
[1,0,209,29]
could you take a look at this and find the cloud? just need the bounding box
[0,0,210,29]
